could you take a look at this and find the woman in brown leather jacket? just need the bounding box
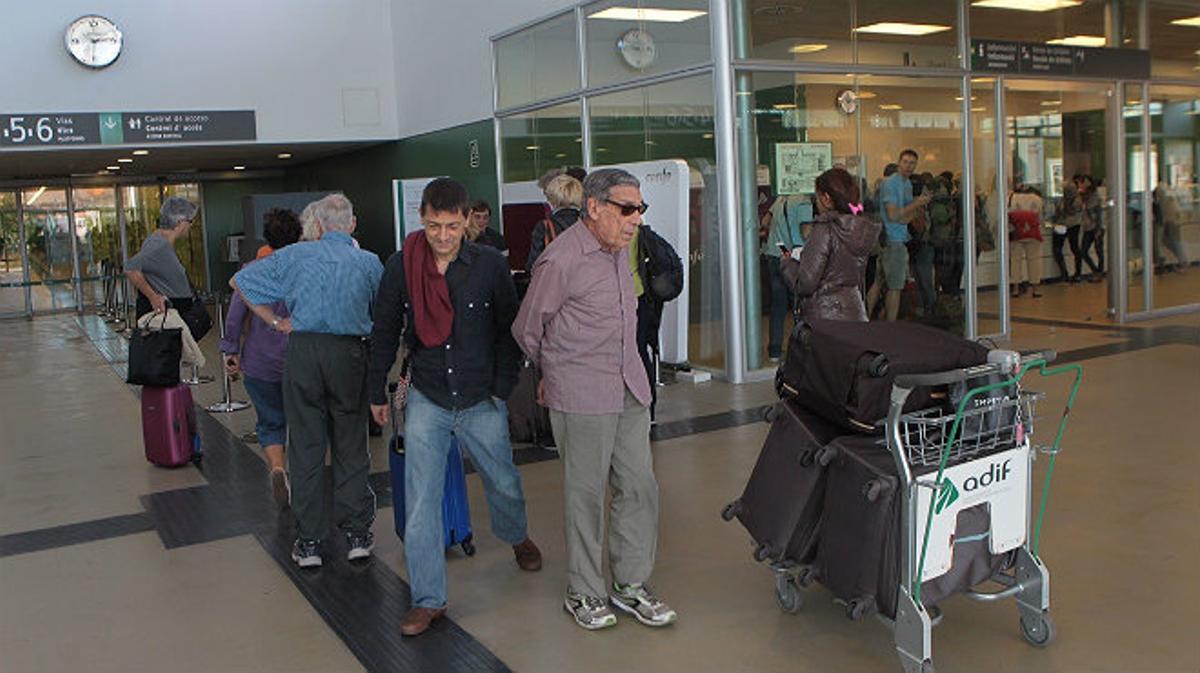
[781,168,882,322]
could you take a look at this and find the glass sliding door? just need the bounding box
[22,187,76,313]
[0,191,29,317]
[1148,84,1200,310]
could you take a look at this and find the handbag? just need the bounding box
[179,294,213,342]
[127,312,183,386]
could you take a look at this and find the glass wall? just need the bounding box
[495,11,580,111]
[742,0,959,69]
[1126,85,1150,313]
[590,74,724,369]
[1148,0,1200,81]
[1148,84,1200,309]
[971,77,1002,336]
[0,191,25,316]
[499,102,585,184]
[584,0,712,88]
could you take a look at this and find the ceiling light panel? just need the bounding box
[854,22,952,36]
[1046,35,1107,47]
[589,7,707,22]
[972,0,1081,11]
[789,43,829,54]
[1169,15,1200,27]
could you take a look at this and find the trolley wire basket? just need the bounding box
[899,389,1044,467]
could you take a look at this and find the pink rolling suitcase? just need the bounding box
[141,385,201,467]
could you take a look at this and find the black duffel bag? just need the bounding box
[775,319,989,433]
[127,312,183,387]
[178,294,213,342]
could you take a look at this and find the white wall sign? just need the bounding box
[392,176,445,250]
[500,159,692,365]
[775,142,832,195]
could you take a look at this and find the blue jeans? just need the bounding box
[403,387,529,608]
[242,375,286,447]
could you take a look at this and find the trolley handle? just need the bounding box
[892,350,1057,390]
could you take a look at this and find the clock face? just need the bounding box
[836,89,859,115]
[618,28,657,69]
[65,15,123,69]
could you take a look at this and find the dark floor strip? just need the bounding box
[0,512,155,558]
[255,526,512,673]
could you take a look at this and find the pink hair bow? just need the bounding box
[848,203,864,215]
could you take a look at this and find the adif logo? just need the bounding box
[934,479,959,514]
[963,459,1013,492]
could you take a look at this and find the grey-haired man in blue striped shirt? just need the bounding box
[233,193,384,569]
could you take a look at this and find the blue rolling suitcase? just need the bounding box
[387,382,475,556]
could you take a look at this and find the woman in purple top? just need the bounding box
[220,209,302,508]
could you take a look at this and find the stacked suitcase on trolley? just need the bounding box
[724,319,1076,673]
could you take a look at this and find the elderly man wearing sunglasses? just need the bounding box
[513,168,677,632]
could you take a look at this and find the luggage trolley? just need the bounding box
[884,349,1082,673]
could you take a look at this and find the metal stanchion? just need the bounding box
[206,292,250,413]
[117,276,134,338]
[105,271,125,325]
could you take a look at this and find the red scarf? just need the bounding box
[403,231,454,347]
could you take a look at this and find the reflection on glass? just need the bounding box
[585,0,712,89]
[1004,80,1111,323]
[500,102,584,184]
[0,191,27,316]
[70,187,120,307]
[1148,85,1200,309]
[495,12,580,110]
[740,0,958,68]
[589,75,724,369]
[1149,0,1200,81]
[22,187,76,312]
[972,78,1002,337]
[1125,87,1149,313]
[162,183,206,290]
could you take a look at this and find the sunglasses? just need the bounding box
[606,199,649,217]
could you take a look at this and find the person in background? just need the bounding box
[368,178,541,637]
[231,194,383,570]
[867,150,931,321]
[527,174,583,274]
[781,167,880,322]
[125,196,199,319]
[1153,180,1188,273]
[1007,180,1045,298]
[631,215,684,422]
[759,193,809,361]
[220,208,303,508]
[467,200,507,253]
[1075,174,1105,282]
[513,168,677,632]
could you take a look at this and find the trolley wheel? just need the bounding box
[753,543,773,563]
[721,501,741,522]
[795,564,816,587]
[1019,612,1055,647]
[846,597,873,621]
[461,537,476,557]
[775,575,804,614]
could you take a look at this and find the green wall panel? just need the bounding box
[202,178,286,292]
[286,119,498,258]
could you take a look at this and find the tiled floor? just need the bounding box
[1,302,1197,673]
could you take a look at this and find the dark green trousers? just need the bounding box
[283,332,375,542]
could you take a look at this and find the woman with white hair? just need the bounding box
[125,196,200,320]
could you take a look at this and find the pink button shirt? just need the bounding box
[512,221,651,415]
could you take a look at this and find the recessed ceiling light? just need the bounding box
[854,22,952,36]
[879,104,904,110]
[575,137,584,142]
[525,145,540,151]
[233,165,246,171]
[555,153,568,158]
[596,148,609,153]
[106,165,121,171]
[277,153,292,159]
[856,91,877,99]
[1046,35,1107,47]
[588,7,707,22]
[789,43,828,54]
[971,106,987,112]
[117,157,133,163]
[1041,100,1062,106]
[971,0,1081,11]
[954,96,978,101]
[644,140,657,145]
[1169,15,1200,27]
[1127,100,1141,105]
[132,149,149,156]
[702,133,714,139]
[773,103,798,109]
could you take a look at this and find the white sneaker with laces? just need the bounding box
[564,589,617,630]
[610,582,677,627]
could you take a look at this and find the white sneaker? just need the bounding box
[610,582,677,627]
[291,539,322,568]
[564,589,617,630]
[346,531,374,562]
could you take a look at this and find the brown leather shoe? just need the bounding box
[513,538,543,572]
[400,606,446,637]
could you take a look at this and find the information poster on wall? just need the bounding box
[392,177,445,250]
[775,142,832,195]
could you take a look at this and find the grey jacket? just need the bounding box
[781,211,881,322]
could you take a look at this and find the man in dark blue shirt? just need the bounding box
[368,178,541,637]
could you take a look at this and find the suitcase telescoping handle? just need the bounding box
[891,350,1056,390]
